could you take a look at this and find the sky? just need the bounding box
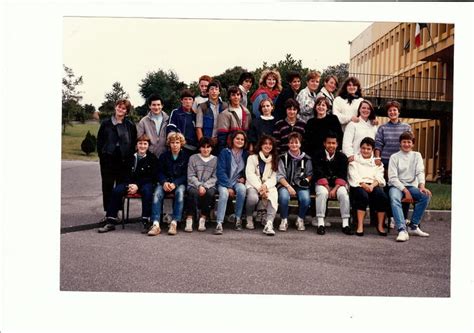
[63,17,372,108]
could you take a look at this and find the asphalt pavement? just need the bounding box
[60,160,451,297]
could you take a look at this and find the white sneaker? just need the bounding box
[246,216,255,230]
[263,221,275,236]
[396,230,409,242]
[185,218,193,232]
[296,217,306,231]
[311,217,318,227]
[325,221,332,227]
[198,217,206,231]
[408,226,430,237]
[389,217,395,229]
[279,218,288,231]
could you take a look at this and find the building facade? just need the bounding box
[349,22,454,182]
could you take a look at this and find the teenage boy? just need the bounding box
[196,80,228,147]
[167,89,198,154]
[98,135,158,233]
[137,94,169,158]
[216,86,251,153]
[312,132,352,235]
[274,71,302,121]
[388,131,431,242]
[238,72,255,109]
[192,75,212,111]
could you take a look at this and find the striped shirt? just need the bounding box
[273,118,306,154]
[374,121,412,164]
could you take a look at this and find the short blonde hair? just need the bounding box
[258,68,282,91]
[166,132,186,146]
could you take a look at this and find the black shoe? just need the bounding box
[142,218,151,230]
[316,226,326,235]
[376,227,388,236]
[98,223,116,233]
[234,221,243,231]
[355,231,364,237]
[341,226,354,235]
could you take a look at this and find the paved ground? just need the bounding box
[60,160,451,297]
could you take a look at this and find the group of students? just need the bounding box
[96,71,432,242]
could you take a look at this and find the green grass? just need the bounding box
[62,122,100,161]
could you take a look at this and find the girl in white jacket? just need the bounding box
[245,134,279,235]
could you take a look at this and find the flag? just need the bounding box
[415,23,428,47]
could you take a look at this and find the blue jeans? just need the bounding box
[106,182,153,219]
[389,186,430,231]
[151,184,186,223]
[278,187,311,219]
[216,183,246,223]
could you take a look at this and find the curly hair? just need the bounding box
[166,132,186,146]
[258,68,282,91]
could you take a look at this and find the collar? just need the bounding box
[325,150,335,161]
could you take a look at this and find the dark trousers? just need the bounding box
[350,186,389,212]
[185,187,217,217]
[100,154,127,212]
[106,182,154,219]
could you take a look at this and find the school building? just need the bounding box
[349,22,454,182]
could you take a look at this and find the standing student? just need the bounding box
[248,97,277,153]
[250,69,282,118]
[216,86,251,153]
[245,134,279,236]
[98,135,158,233]
[196,80,228,148]
[137,94,169,158]
[192,74,212,111]
[215,131,249,235]
[274,71,302,121]
[167,89,198,154]
[342,99,378,162]
[149,133,189,236]
[296,70,321,123]
[313,132,352,236]
[332,76,364,131]
[238,72,255,109]
[348,137,389,236]
[272,98,306,154]
[277,132,313,232]
[184,137,218,232]
[388,131,432,242]
[97,99,137,221]
[315,75,338,113]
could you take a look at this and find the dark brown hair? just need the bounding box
[255,134,279,171]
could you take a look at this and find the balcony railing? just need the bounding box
[349,72,452,102]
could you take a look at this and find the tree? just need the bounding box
[138,69,187,113]
[81,130,96,156]
[104,81,130,103]
[213,66,248,90]
[62,65,83,133]
[320,63,349,91]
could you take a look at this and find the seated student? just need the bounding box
[149,133,190,236]
[237,72,255,109]
[216,86,251,154]
[245,134,279,236]
[248,97,277,153]
[274,71,302,121]
[313,132,352,235]
[215,130,249,235]
[98,135,157,233]
[192,74,212,112]
[184,137,218,232]
[273,98,306,154]
[137,94,169,158]
[167,89,198,155]
[388,131,431,242]
[196,80,228,148]
[348,137,389,236]
[296,70,321,123]
[277,132,313,232]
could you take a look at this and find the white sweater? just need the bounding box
[342,119,378,158]
[388,150,426,191]
[332,96,363,131]
[245,154,278,211]
[348,153,386,188]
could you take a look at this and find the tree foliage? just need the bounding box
[104,81,130,103]
[62,65,83,133]
[99,82,138,122]
[138,69,187,113]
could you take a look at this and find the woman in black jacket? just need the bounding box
[97,99,137,220]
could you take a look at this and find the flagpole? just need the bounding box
[426,24,437,53]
